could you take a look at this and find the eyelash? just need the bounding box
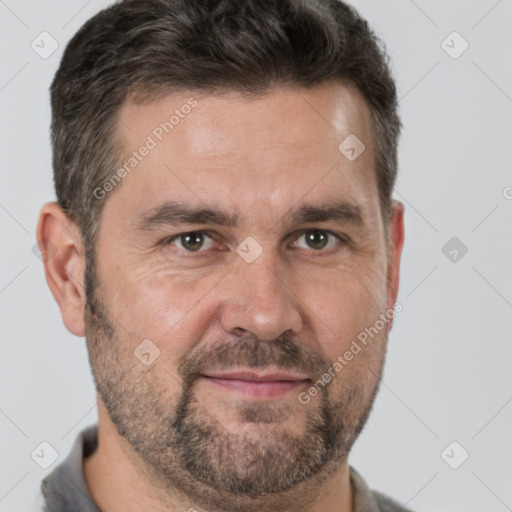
[160,229,348,258]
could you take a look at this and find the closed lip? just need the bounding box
[202,370,311,382]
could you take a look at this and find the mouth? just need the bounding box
[200,369,311,399]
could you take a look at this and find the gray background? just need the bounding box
[1,1,511,511]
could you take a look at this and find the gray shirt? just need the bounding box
[40,424,413,512]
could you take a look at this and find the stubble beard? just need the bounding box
[83,250,386,512]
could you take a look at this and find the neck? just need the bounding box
[83,402,354,512]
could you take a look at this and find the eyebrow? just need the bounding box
[135,199,365,232]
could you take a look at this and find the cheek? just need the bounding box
[99,242,387,361]
[298,260,388,364]
[103,261,223,352]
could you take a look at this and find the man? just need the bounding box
[35,0,407,510]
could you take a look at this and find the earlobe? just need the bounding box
[386,200,405,330]
[35,202,87,337]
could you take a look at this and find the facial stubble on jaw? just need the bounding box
[82,249,385,510]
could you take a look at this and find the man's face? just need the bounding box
[84,81,402,507]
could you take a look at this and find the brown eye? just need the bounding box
[304,230,329,250]
[180,232,205,251]
[292,229,342,251]
[166,231,215,253]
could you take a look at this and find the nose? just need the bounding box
[218,249,303,341]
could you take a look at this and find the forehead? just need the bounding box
[103,81,379,231]
[118,80,373,154]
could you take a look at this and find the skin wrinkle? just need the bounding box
[85,275,384,512]
[65,82,404,512]
[37,2,406,509]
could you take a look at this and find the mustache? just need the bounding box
[177,333,331,387]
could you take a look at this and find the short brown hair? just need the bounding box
[50,0,401,254]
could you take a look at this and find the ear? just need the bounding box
[35,202,87,337]
[385,199,405,331]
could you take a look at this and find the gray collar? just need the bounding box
[41,424,411,512]
[41,424,100,512]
